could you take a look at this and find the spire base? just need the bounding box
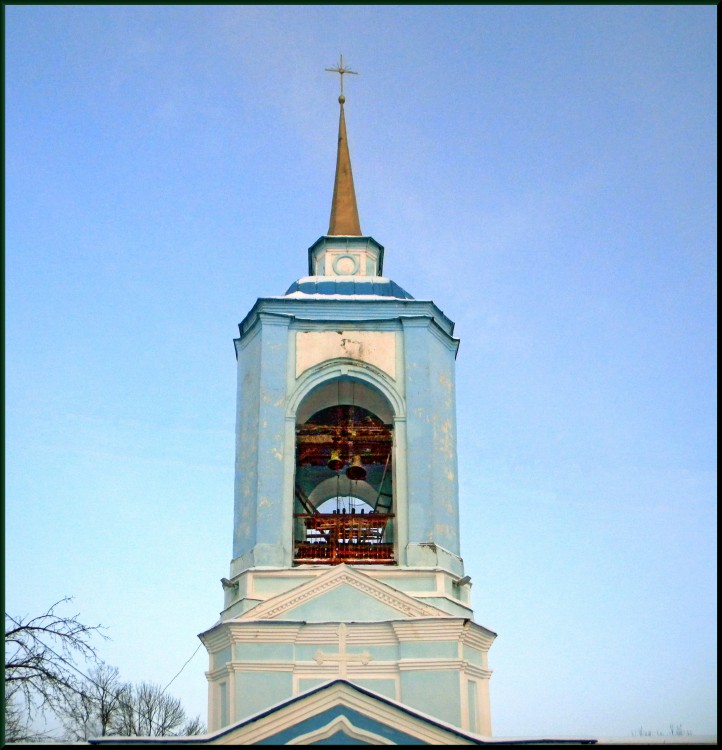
[308,236,384,278]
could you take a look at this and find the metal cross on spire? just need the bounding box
[325,54,358,100]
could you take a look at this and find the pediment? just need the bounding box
[209,679,484,745]
[238,565,450,622]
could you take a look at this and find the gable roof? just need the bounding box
[88,680,599,745]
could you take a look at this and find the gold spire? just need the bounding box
[325,55,362,236]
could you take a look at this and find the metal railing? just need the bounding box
[293,513,395,565]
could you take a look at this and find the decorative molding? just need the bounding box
[397,658,467,671]
[201,622,304,651]
[391,618,469,641]
[344,627,398,646]
[205,664,236,681]
[312,624,371,677]
[290,317,402,332]
[293,623,350,643]
[257,311,294,327]
[227,625,303,643]
[199,629,232,653]
[238,297,456,341]
[292,663,400,681]
[463,662,494,680]
[227,662,295,673]
[460,622,497,651]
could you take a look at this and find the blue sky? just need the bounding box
[5,4,716,739]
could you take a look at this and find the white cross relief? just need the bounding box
[314,623,371,678]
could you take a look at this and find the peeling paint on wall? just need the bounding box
[296,331,396,379]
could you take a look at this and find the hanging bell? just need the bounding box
[345,454,367,481]
[327,449,344,472]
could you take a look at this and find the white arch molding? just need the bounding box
[286,358,405,422]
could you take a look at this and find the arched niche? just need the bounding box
[292,373,396,566]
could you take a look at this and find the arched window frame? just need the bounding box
[283,359,407,566]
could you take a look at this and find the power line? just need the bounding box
[161,643,203,695]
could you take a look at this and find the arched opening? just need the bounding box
[293,378,395,565]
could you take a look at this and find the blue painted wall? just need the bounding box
[399,669,460,727]
[402,318,461,560]
[233,314,291,566]
[235,669,293,720]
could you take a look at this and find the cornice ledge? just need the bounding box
[222,623,305,642]
[205,664,235,680]
[238,301,295,338]
[400,314,459,353]
[464,662,494,680]
[461,619,498,647]
[396,658,467,671]
[198,626,234,651]
[391,618,469,640]
[227,661,296,672]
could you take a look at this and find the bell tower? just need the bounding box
[200,58,496,737]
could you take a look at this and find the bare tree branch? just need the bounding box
[108,681,204,737]
[62,663,127,740]
[5,599,206,741]
[4,597,107,742]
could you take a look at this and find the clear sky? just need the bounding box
[5,4,716,740]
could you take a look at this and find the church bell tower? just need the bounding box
[200,58,496,738]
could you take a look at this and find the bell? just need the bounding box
[345,454,366,481]
[327,449,344,471]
